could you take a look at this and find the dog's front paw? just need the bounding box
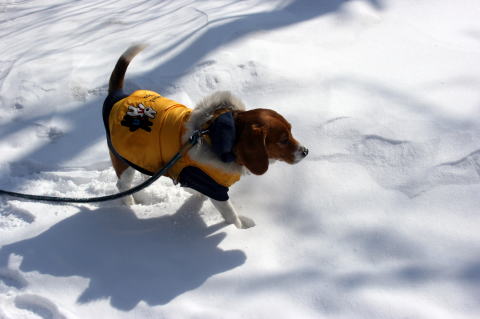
[236,215,256,229]
[122,195,135,206]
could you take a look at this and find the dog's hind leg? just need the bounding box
[109,151,136,205]
[116,166,136,206]
[210,199,255,229]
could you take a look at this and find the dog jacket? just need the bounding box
[104,90,241,200]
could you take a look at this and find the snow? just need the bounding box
[1,0,480,318]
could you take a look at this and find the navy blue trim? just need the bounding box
[102,90,128,131]
[178,166,229,201]
[208,112,236,163]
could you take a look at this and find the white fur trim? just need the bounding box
[182,91,246,175]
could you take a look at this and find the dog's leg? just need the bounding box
[109,151,136,205]
[184,187,208,201]
[117,166,136,206]
[210,199,255,229]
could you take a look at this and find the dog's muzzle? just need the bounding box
[294,145,309,163]
[300,146,309,157]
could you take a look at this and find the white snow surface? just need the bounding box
[1,0,480,318]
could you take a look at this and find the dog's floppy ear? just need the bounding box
[235,123,269,175]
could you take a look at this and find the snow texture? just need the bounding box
[1,0,480,318]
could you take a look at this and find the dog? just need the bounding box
[102,45,308,229]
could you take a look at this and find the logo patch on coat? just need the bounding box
[121,103,157,132]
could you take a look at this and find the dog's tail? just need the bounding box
[108,44,147,94]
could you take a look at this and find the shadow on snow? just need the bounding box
[0,196,246,310]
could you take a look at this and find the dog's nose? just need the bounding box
[300,146,309,157]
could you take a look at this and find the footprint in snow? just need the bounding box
[0,267,28,290]
[350,135,435,196]
[425,149,480,187]
[194,59,259,91]
[14,294,66,319]
[353,135,421,168]
[0,205,35,230]
[35,124,64,142]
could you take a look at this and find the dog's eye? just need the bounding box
[278,138,289,145]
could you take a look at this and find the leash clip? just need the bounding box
[189,129,209,145]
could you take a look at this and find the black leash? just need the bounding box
[0,130,208,203]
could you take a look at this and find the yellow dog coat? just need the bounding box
[107,90,241,191]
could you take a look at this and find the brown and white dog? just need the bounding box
[104,45,308,229]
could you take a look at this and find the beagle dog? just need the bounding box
[103,45,308,229]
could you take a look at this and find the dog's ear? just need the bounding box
[235,123,269,175]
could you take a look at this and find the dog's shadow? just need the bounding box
[0,196,246,310]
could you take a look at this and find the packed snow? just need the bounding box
[1,0,480,318]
